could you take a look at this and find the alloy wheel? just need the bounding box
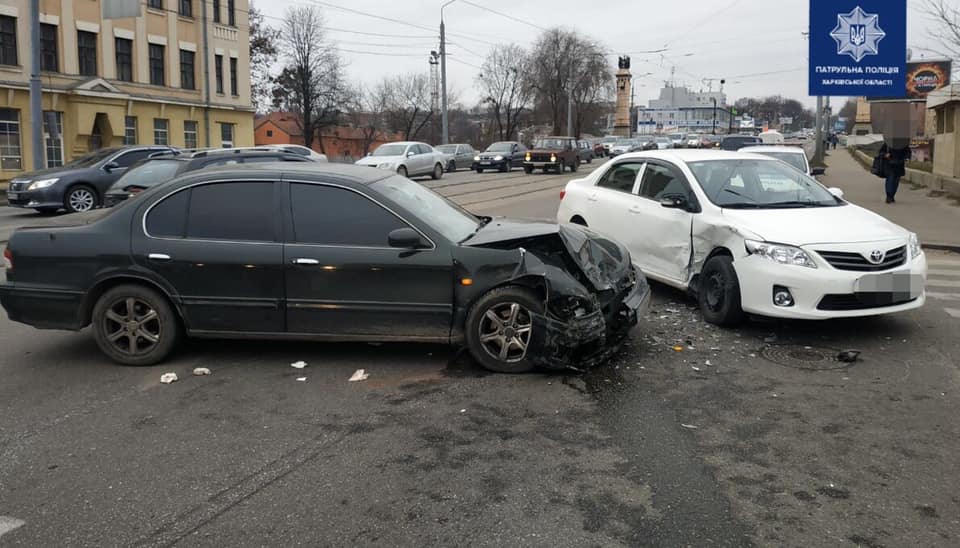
[68,189,96,212]
[478,302,533,363]
[102,296,162,356]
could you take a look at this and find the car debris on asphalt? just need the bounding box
[296,377,307,382]
[290,361,308,369]
[160,373,178,384]
[192,367,211,376]
[348,369,369,382]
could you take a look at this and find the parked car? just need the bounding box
[576,140,595,164]
[523,137,579,174]
[264,144,329,162]
[355,141,445,180]
[637,137,659,151]
[435,143,477,172]
[654,136,674,150]
[740,145,824,177]
[5,145,175,214]
[668,133,686,148]
[474,141,526,173]
[720,134,762,150]
[608,139,640,157]
[600,136,619,155]
[104,149,316,207]
[700,135,721,148]
[685,134,703,148]
[557,150,926,324]
[0,164,650,373]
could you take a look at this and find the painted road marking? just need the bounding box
[927,258,960,268]
[926,269,960,277]
[0,516,25,538]
[946,308,960,319]
[927,292,960,301]
[925,279,960,288]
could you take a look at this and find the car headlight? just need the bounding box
[493,155,504,161]
[474,155,480,161]
[27,178,59,190]
[525,152,531,161]
[376,163,394,170]
[550,154,557,162]
[909,233,922,259]
[745,240,817,268]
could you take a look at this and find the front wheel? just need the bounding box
[476,168,484,174]
[698,256,746,326]
[524,165,534,174]
[92,284,181,366]
[397,165,408,178]
[431,163,443,180]
[465,286,543,373]
[448,160,456,172]
[64,185,98,213]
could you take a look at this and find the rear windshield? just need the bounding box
[750,151,807,173]
[109,160,184,190]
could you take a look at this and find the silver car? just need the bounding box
[435,143,477,172]
[355,141,446,180]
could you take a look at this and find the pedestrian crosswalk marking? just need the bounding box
[927,292,960,301]
[927,269,960,277]
[927,259,960,268]
[927,255,960,320]
[0,516,25,538]
[946,308,960,319]
[926,279,960,288]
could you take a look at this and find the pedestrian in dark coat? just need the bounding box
[879,142,911,203]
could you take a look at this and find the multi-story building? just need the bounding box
[636,84,732,135]
[0,0,253,180]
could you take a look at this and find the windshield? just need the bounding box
[486,142,514,152]
[688,159,842,208]
[669,134,683,140]
[602,136,618,143]
[372,144,408,157]
[64,148,121,168]
[436,145,457,153]
[109,160,184,191]
[533,139,569,149]
[370,175,479,242]
[750,151,807,173]
[655,137,671,143]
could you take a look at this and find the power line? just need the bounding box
[459,0,547,31]
[447,41,486,59]
[447,56,483,71]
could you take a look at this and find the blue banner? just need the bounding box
[809,0,906,97]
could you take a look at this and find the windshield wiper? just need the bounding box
[765,200,825,208]
[720,202,761,209]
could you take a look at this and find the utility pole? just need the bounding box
[429,51,439,144]
[440,0,457,145]
[814,95,824,165]
[711,98,717,135]
[566,87,573,137]
[29,0,42,170]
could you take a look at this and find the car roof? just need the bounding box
[739,145,806,154]
[612,149,783,163]
[379,141,424,147]
[184,162,393,184]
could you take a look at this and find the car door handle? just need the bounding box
[147,253,171,261]
[292,258,320,265]
[628,205,643,214]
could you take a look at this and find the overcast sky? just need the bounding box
[254,0,949,110]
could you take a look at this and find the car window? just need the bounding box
[639,163,688,201]
[290,183,408,247]
[371,175,478,243]
[187,182,275,241]
[597,163,643,193]
[111,160,184,191]
[145,189,190,238]
[372,144,407,157]
[114,149,156,168]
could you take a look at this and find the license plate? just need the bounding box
[7,192,18,199]
[855,272,924,298]
[481,161,491,165]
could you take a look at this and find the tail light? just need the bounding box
[559,190,566,200]
[2,247,12,271]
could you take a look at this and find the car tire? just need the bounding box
[465,286,543,374]
[571,158,580,172]
[477,168,484,174]
[448,160,456,172]
[698,255,746,326]
[397,165,408,178]
[431,163,443,180]
[92,284,181,366]
[499,162,509,173]
[64,184,98,213]
[524,166,534,174]
[586,156,592,164]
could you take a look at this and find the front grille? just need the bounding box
[8,181,28,192]
[816,246,906,272]
[817,293,917,311]
[529,153,555,162]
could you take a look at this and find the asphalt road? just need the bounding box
[1,160,959,547]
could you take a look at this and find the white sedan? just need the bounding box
[557,150,927,324]
[355,141,446,180]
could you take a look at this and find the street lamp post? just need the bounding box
[440,0,458,145]
[711,97,717,135]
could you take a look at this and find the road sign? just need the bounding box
[808,0,906,97]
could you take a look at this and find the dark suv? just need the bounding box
[104,149,316,207]
[6,146,174,214]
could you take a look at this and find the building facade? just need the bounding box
[0,0,253,180]
[254,113,405,162]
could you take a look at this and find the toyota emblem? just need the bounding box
[868,250,885,264]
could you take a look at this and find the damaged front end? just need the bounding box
[457,220,651,370]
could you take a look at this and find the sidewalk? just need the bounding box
[821,149,960,251]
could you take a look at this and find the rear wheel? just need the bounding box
[64,185,97,213]
[397,165,408,178]
[466,286,542,373]
[571,157,580,172]
[92,284,181,366]
[431,163,443,180]
[448,160,456,172]
[698,256,746,326]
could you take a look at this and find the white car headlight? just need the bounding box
[494,155,504,161]
[27,178,59,190]
[745,240,817,268]
[376,163,394,170]
[909,233,922,259]
[474,155,481,161]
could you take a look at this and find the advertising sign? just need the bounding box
[809,0,906,97]
[871,60,953,101]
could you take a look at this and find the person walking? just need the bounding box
[879,142,911,204]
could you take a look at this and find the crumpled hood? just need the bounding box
[720,203,908,245]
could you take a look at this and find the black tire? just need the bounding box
[92,284,181,366]
[586,156,592,164]
[570,158,580,172]
[64,184,98,213]
[397,165,408,178]
[477,168,484,174]
[448,161,456,172]
[698,256,746,326]
[34,208,59,215]
[465,286,543,373]
[431,163,443,180]
[499,162,508,173]
[524,165,534,174]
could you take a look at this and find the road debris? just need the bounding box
[296,377,307,382]
[680,423,699,429]
[160,373,178,384]
[348,369,369,382]
[290,361,308,369]
[836,350,861,363]
[672,345,684,352]
[192,367,211,376]
[460,409,466,413]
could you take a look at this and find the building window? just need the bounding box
[179,0,192,17]
[149,44,165,86]
[77,31,98,76]
[40,24,58,72]
[148,0,162,9]
[154,119,169,145]
[214,54,224,94]
[0,16,16,66]
[43,111,64,168]
[124,116,137,145]
[266,129,273,137]
[180,49,195,90]
[229,57,238,96]
[184,120,198,149]
[220,123,234,148]
[213,0,221,23]
[0,108,22,170]
[227,0,236,26]
[115,38,133,82]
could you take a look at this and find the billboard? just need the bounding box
[905,60,952,99]
[808,0,907,97]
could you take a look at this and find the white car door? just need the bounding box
[583,161,646,252]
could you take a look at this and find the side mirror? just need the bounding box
[104,161,120,172]
[406,151,416,157]
[388,227,427,249]
[827,186,844,198]
[811,167,826,176]
[660,194,690,210]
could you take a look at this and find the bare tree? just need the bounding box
[345,84,389,156]
[570,49,612,137]
[477,45,533,141]
[379,74,434,141]
[273,5,345,151]
[248,4,279,113]
[922,0,960,60]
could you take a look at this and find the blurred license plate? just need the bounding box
[480,161,491,165]
[855,272,924,297]
[7,192,18,199]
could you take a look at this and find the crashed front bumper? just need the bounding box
[529,275,651,370]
